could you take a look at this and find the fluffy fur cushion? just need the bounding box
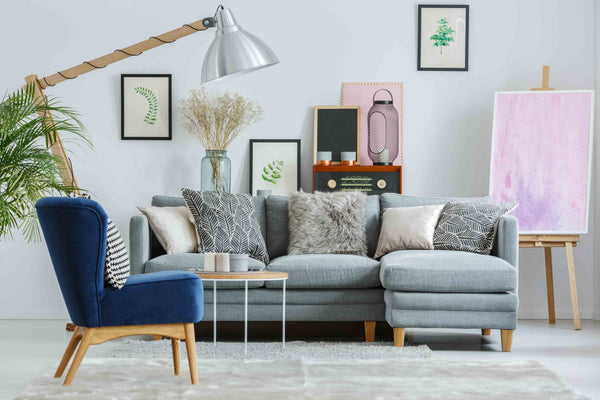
[287,191,367,256]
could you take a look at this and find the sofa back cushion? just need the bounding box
[266,195,380,259]
[380,193,491,212]
[150,195,266,258]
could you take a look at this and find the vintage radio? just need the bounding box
[313,165,402,195]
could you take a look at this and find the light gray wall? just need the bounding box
[0,0,597,320]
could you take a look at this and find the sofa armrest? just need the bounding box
[129,214,150,275]
[492,215,519,269]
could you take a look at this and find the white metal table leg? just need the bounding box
[282,279,286,349]
[213,280,217,346]
[244,280,248,355]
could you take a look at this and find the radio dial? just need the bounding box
[377,179,387,189]
[327,179,337,189]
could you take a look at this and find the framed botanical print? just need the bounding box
[249,139,301,196]
[418,5,469,71]
[121,74,172,140]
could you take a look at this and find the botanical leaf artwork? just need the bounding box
[262,160,285,184]
[134,86,158,125]
[430,18,455,54]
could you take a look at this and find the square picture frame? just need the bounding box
[313,106,360,165]
[249,139,301,196]
[121,74,172,140]
[418,4,469,71]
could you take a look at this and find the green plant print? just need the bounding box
[262,160,285,184]
[134,87,158,125]
[430,18,455,55]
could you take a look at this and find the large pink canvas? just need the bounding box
[490,91,594,233]
[342,83,404,166]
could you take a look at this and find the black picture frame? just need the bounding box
[121,74,172,140]
[417,4,469,71]
[249,139,301,195]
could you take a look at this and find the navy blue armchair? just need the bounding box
[36,197,203,385]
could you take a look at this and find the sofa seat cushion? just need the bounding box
[145,253,265,289]
[100,271,203,326]
[265,255,381,289]
[380,250,517,293]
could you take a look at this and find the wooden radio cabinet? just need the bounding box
[312,165,402,195]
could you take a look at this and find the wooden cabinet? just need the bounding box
[313,165,402,195]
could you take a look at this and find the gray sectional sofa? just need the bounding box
[130,193,519,351]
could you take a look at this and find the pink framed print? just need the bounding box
[489,90,595,234]
[342,82,404,166]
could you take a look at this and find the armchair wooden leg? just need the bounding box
[393,328,405,347]
[364,321,376,342]
[64,327,95,385]
[153,335,162,341]
[172,339,181,375]
[481,329,491,336]
[55,327,83,378]
[501,329,514,352]
[183,323,198,385]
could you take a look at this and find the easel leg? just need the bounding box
[565,242,581,330]
[544,247,556,324]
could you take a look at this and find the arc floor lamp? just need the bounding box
[25,5,279,190]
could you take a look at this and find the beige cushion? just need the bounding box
[374,205,444,258]
[137,206,197,254]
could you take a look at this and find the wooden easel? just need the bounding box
[518,66,581,330]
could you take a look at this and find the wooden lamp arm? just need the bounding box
[36,17,214,89]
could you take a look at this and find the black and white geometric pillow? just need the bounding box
[433,201,518,255]
[181,189,269,265]
[105,217,130,289]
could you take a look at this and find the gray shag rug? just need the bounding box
[16,357,589,399]
[110,339,433,360]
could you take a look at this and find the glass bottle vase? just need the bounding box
[201,150,231,192]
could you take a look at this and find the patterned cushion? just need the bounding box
[105,217,130,289]
[433,202,518,255]
[181,189,269,264]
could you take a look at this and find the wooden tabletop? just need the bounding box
[191,271,288,280]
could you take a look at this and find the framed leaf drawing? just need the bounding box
[249,139,301,196]
[121,74,172,140]
[418,5,469,71]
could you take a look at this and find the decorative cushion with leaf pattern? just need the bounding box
[433,201,518,255]
[181,189,269,265]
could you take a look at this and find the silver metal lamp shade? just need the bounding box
[201,8,279,84]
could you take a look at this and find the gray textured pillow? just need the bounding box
[288,191,367,256]
[181,189,269,264]
[433,201,518,255]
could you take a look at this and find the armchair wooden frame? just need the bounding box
[56,322,198,385]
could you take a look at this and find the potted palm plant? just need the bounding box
[0,84,90,242]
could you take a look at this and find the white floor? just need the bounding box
[0,319,598,399]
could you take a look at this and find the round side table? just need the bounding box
[191,271,288,354]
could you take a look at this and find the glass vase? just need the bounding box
[201,150,231,192]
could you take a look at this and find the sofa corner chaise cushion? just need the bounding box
[379,250,517,293]
[265,254,381,289]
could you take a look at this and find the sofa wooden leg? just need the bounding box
[55,326,83,378]
[184,323,199,385]
[172,339,181,375]
[393,328,405,347]
[501,329,514,352]
[64,327,95,385]
[364,321,376,342]
[481,329,491,336]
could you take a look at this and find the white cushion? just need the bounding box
[137,206,197,254]
[374,205,444,258]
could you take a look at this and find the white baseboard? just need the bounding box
[518,308,593,320]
